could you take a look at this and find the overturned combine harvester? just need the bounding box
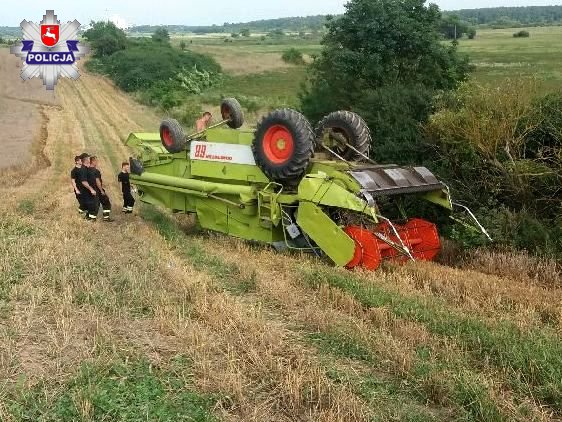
[127,98,488,270]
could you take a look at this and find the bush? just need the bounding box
[467,28,477,39]
[425,79,562,255]
[105,45,220,92]
[176,66,222,95]
[237,96,262,114]
[170,102,203,127]
[138,80,181,109]
[83,21,127,58]
[152,27,170,43]
[513,30,530,38]
[281,48,305,65]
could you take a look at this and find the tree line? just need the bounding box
[450,5,562,27]
[131,15,328,35]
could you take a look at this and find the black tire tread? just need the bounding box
[160,118,186,154]
[221,97,245,129]
[252,108,314,184]
[315,111,371,161]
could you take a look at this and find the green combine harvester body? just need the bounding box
[127,100,487,270]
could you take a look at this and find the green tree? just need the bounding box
[179,40,187,50]
[83,21,127,58]
[282,48,305,65]
[231,32,240,38]
[152,27,170,43]
[439,14,470,39]
[240,28,251,37]
[300,0,471,164]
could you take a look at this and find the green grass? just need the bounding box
[140,206,510,420]
[205,68,307,109]
[304,268,562,413]
[458,26,562,90]
[5,357,217,421]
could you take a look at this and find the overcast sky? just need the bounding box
[1,1,561,26]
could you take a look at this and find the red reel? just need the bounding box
[344,219,441,270]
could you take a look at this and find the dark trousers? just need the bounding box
[97,190,112,211]
[123,190,135,209]
[75,192,86,212]
[81,191,98,218]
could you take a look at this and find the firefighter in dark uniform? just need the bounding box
[77,154,98,221]
[90,156,113,222]
[118,161,135,213]
[70,156,86,215]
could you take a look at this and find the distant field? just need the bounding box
[171,25,562,114]
[458,26,562,90]
[171,35,321,113]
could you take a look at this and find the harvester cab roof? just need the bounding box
[126,97,490,271]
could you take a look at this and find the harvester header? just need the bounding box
[127,98,488,270]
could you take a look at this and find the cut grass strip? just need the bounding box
[326,366,443,422]
[4,357,217,421]
[308,330,505,422]
[304,268,562,413]
[141,206,509,420]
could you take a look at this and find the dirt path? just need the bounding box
[0,68,559,421]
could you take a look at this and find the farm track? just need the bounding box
[0,69,560,421]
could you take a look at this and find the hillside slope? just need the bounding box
[0,67,560,421]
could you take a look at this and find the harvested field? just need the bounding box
[0,58,560,421]
[0,49,59,174]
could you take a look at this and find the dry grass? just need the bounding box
[1,60,561,421]
[462,248,561,288]
[174,234,554,420]
[0,72,372,421]
[190,45,295,75]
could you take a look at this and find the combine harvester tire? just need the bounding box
[221,97,244,129]
[252,108,314,185]
[160,118,186,153]
[315,111,371,161]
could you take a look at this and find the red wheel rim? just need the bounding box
[262,125,295,164]
[221,104,231,120]
[161,127,173,147]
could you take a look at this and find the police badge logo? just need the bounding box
[10,10,90,90]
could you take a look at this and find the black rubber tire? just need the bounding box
[252,108,314,184]
[129,158,144,176]
[221,97,244,129]
[315,111,371,161]
[160,118,186,153]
